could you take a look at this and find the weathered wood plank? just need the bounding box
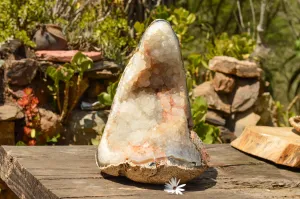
[0,145,299,199]
[231,126,300,167]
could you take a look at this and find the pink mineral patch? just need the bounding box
[35,50,102,62]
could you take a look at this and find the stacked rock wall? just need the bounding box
[193,56,271,142]
[0,40,119,145]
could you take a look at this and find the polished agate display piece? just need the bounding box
[96,19,209,184]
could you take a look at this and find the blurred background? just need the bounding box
[0,0,299,146]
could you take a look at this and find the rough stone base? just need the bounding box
[99,161,208,184]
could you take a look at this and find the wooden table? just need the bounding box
[0,144,299,199]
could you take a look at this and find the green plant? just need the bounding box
[134,6,196,46]
[191,97,220,144]
[46,133,61,144]
[93,7,135,64]
[66,52,93,117]
[0,0,52,46]
[46,52,92,122]
[185,33,256,87]
[273,100,297,127]
[46,65,75,117]
[98,80,118,108]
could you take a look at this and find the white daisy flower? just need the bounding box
[164,177,186,195]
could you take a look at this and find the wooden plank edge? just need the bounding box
[0,146,59,199]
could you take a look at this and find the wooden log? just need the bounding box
[0,145,299,199]
[231,126,300,168]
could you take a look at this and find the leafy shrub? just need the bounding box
[93,10,135,64]
[134,6,196,46]
[0,0,52,46]
[191,97,220,144]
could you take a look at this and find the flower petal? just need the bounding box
[171,177,176,186]
[164,189,175,194]
[177,178,181,186]
[178,184,186,188]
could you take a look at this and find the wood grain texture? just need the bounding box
[0,145,299,199]
[231,126,300,168]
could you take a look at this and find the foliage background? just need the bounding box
[0,0,299,143]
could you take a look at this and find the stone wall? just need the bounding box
[0,40,119,145]
[193,56,273,142]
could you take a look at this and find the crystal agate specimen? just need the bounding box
[96,19,209,184]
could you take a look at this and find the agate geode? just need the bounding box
[96,19,209,184]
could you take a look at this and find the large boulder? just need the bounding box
[209,56,262,78]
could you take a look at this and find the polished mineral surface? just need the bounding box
[96,20,209,184]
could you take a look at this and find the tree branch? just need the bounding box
[237,0,245,31]
[281,0,299,39]
[249,0,256,39]
[257,0,268,46]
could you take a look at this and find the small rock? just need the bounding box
[213,72,235,93]
[81,101,104,111]
[0,104,24,121]
[35,50,102,62]
[4,58,39,86]
[0,39,35,60]
[205,110,226,126]
[0,121,15,145]
[84,61,121,79]
[39,108,63,139]
[33,24,67,50]
[209,56,262,78]
[193,81,231,114]
[65,110,108,145]
[233,109,261,137]
[218,126,236,143]
[231,78,260,113]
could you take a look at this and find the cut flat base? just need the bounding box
[231,126,300,168]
